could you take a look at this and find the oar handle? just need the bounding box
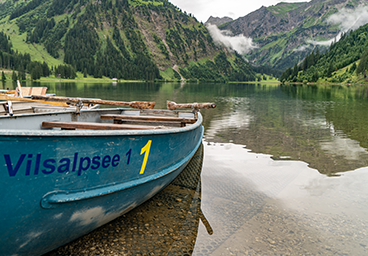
[16,80,23,98]
[0,95,69,107]
[167,101,216,110]
[32,95,156,109]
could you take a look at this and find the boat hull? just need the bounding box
[0,110,203,256]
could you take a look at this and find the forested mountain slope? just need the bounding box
[0,0,256,81]
[219,0,367,71]
[280,22,368,84]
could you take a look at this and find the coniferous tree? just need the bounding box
[12,70,17,81]
[350,63,357,73]
[19,66,26,81]
[2,71,6,81]
[356,50,368,76]
[326,62,334,77]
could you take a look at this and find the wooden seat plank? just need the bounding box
[42,121,166,130]
[100,114,197,124]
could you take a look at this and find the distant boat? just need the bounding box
[0,97,215,256]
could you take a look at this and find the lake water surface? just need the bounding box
[5,81,368,255]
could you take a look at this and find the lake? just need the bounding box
[5,81,368,255]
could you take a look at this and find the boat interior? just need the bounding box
[0,90,212,132]
[0,108,198,131]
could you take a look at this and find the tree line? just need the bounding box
[179,51,257,82]
[9,0,46,20]
[0,31,75,81]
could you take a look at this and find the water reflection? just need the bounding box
[45,144,206,256]
[195,143,368,255]
[204,84,368,175]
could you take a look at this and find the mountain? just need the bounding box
[219,0,368,71]
[0,0,256,82]
[205,16,233,26]
[280,22,368,84]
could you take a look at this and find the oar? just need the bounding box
[0,95,69,107]
[0,90,16,94]
[16,80,23,98]
[32,95,156,109]
[167,101,216,110]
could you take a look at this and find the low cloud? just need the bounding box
[309,6,368,46]
[307,34,340,46]
[293,44,312,52]
[206,24,258,54]
[327,6,368,32]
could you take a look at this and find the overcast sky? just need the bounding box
[169,0,310,22]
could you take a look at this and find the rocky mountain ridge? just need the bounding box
[205,16,233,26]
[0,0,256,81]
[218,0,367,70]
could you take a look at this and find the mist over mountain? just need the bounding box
[206,24,258,55]
[215,0,368,70]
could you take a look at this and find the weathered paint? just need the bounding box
[167,100,216,110]
[32,95,156,109]
[0,108,203,256]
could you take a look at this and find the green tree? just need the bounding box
[31,65,41,80]
[326,62,334,77]
[356,50,368,76]
[312,70,319,82]
[1,71,6,81]
[18,66,26,81]
[350,62,357,73]
[12,70,17,81]
[292,63,298,77]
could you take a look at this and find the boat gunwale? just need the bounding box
[0,108,203,137]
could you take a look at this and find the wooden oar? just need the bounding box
[0,95,69,107]
[0,90,16,94]
[16,80,23,98]
[32,95,156,109]
[167,101,216,110]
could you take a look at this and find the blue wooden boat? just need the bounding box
[0,98,214,256]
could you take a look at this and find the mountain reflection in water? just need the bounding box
[45,144,209,256]
[204,84,368,175]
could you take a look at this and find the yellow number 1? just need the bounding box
[140,140,152,174]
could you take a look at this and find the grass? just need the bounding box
[0,68,145,84]
[303,17,317,28]
[2,19,64,67]
[299,60,368,86]
[129,0,164,7]
[267,2,304,17]
[39,72,144,83]
[159,67,178,80]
